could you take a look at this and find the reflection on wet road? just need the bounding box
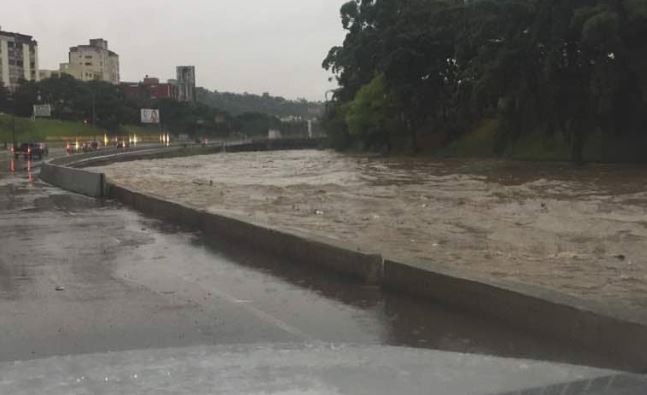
[0,155,614,369]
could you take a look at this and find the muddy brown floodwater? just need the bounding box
[91,150,647,314]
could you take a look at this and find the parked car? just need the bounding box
[11,143,47,160]
[38,143,49,156]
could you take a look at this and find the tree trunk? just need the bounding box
[409,119,419,153]
[571,130,585,165]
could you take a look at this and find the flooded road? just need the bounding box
[0,154,617,369]
[93,150,647,315]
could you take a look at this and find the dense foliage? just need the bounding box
[197,88,323,118]
[323,0,647,161]
[0,75,309,139]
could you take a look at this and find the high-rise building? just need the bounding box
[176,66,196,102]
[60,39,119,84]
[0,29,39,90]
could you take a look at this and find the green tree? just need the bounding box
[345,74,400,150]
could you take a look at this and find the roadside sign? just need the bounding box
[33,104,52,118]
[141,109,160,124]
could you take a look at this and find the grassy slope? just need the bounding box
[440,119,647,163]
[0,114,160,143]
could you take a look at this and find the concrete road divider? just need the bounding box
[40,162,105,198]
[383,259,647,370]
[108,184,382,284]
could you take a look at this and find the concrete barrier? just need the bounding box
[42,142,647,371]
[109,184,382,284]
[383,259,647,370]
[57,138,326,170]
[40,162,105,198]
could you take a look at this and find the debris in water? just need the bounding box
[314,209,325,216]
[615,254,626,261]
[55,286,65,291]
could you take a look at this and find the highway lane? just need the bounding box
[0,155,612,370]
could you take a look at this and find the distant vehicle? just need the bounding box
[66,143,77,154]
[116,142,129,149]
[81,141,100,152]
[11,143,46,160]
[37,143,49,156]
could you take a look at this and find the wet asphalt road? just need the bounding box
[0,154,613,369]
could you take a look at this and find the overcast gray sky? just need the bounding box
[7,0,348,101]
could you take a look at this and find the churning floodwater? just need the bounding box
[91,150,647,313]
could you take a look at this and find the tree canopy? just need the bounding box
[323,0,647,161]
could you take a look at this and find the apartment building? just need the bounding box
[61,39,119,84]
[176,66,196,102]
[0,29,39,89]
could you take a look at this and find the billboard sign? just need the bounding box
[141,109,160,124]
[33,104,52,118]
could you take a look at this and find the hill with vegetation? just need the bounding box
[196,88,323,119]
[0,75,314,142]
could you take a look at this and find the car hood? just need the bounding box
[0,343,643,395]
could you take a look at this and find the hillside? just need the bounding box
[0,114,159,144]
[196,88,324,119]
